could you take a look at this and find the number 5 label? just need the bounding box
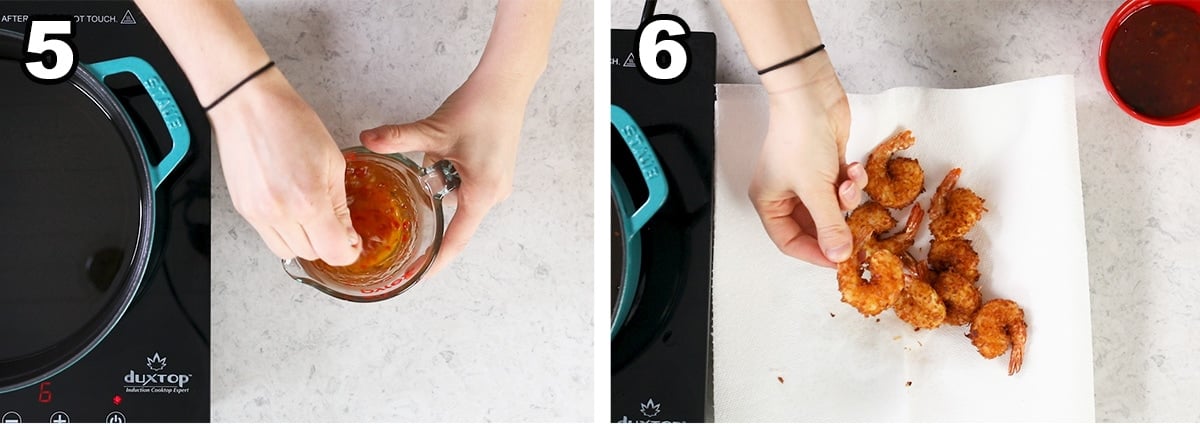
[22,19,78,84]
[636,15,691,83]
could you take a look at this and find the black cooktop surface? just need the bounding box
[611,27,716,423]
[0,1,210,422]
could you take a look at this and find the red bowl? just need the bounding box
[1099,0,1200,126]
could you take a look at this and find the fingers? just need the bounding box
[300,211,361,267]
[247,190,359,265]
[427,200,489,276]
[360,122,443,154]
[300,167,362,265]
[837,180,860,211]
[846,161,868,191]
[276,222,319,261]
[301,219,360,266]
[752,198,837,268]
[257,218,359,266]
[250,222,294,260]
[837,162,868,211]
[795,183,853,263]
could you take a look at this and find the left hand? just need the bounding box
[359,75,530,276]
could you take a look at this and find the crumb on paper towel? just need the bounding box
[876,318,881,322]
[906,381,913,387]
[830,312,835,318]
[777,376,784,384]
[893,335,901,341]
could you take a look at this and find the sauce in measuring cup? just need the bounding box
[307,157,419,286]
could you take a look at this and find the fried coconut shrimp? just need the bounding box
[933,272,982,326]
[874,203,924,256]
[969,299,1028,375]
[864,130,925,209]
[928,238,980,283]
[838,229,905,317]
[847,201,895,235]
[929,168,987,240]
[848,202,924,257]
[893,261,946,329]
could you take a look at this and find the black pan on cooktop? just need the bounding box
[0,1,210,422]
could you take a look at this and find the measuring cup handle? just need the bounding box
[421,160,461,200]
[85,57,191,190]
[611,105,668,233]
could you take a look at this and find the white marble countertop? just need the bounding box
[211,1,593,421]
[613,0,1200,421]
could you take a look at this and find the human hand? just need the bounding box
[749,55,867,267]
[209,69,362,266]
[358,74,531,275]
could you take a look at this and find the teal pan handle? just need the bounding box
[85,57,191,190]
[611,105,667,234]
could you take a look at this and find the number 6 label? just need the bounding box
[636,15,691,83]
[22,19,78,84]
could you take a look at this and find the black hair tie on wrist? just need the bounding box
[203,60,276,111]
[756,44,826,76]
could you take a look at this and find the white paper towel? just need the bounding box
[712,75,1095,422]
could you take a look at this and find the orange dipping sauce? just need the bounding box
[308,156,418,285]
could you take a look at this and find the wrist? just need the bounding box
[195,56,273,107]
[470,56,544,97]
[463,67,540,107]
[207,68,299,143]
[760,50,837,95]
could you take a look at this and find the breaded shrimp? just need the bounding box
[893,262,946,329]
[873,203,924,256]
[969,299,1027,375]
[929,168,987,239]
[837,229,905,317]
[847,201,896,236]
[864,130,925,209]
[848,202,924,257]
[928,168,960,224]
[932,272,982,326]
[928,238,980,283]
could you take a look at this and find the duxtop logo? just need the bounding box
[146,353,167,371]
[640,399,660,418]
[123,353,192,394]
[616,398,681,423]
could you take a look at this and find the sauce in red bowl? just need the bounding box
[1100,0,1200,126]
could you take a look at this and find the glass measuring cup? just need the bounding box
[282,147,460,302]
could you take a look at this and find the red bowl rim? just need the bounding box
[1099,0,1200,127]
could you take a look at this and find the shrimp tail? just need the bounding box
[930,168,962,222]
[903,203,924,237]
[1008,344,1024,376]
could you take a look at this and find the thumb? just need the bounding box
[797,184,854,263]
[360,121,444,154]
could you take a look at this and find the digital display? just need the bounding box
[37,381,52,403]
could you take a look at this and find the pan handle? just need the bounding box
[611,105,668,233]
[85,57,191,190]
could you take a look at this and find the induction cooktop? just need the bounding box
[0,2,210,422]
[611,25,717,423]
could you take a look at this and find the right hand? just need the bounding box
[208,68,362,266]
[749,54,867,268]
